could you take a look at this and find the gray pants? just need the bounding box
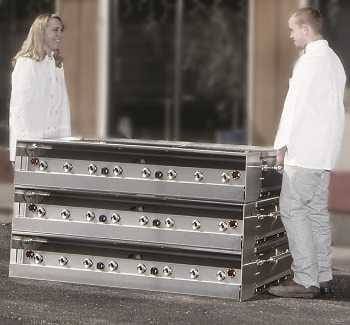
[280,165,332,288]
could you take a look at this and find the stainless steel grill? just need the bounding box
[10,138,291,301]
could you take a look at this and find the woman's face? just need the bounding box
[44,18,64,53]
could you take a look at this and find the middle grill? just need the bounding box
[13,189,284,263]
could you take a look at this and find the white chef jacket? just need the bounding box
[9,55,71,162]
[274,40,346,170]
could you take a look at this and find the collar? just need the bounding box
[305,39,328,53]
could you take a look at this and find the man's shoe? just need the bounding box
[268,279,320,298]
[320,280,335,295]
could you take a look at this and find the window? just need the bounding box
[108,0,247,143]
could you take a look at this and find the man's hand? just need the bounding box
[276,146,287,172]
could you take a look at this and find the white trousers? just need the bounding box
[280,165,332,288]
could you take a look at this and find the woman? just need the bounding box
[9,14,71,162]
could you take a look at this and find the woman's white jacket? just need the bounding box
[9,55,71,162]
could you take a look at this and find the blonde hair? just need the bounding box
[292,7,323,34]
[12,14,64,68]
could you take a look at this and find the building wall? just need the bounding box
[249,0,298,145]
[58,0,99,137]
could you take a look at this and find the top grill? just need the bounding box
[14,138,282,203]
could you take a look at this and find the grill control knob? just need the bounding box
[218,221,228,232]
[165,217,175,228]
[86,211,95,222]
[37,207,46,218]
[192,219,201,230]
[227,269,237,277]
[137,263,146,274]
[150,267,159,276]
[25,250,35,258]
[190,268,199,279]
[108,261,118,271]
[167,169,177,180]
[99,215,107,223]
[111,213,121,223]
[34,253,43,264]
[217,270,226,281]
[152,219,161,227]
[83,258,93,268]
[113,166,123,176]
[229,220,239,229]
[61,209,70,220]
[101,167,109,176]
[163,266,173,276]
[58,256,68,266]
[231,170,241,180]
[97,262,105,270]
[63,162,73,173]
[88,164,97,175]
[139,215,149,226]
[142,168,151,178]
[194,171,204,182]
[28,204,37,212]
[31,158,39,166]
[221,172,231,183]
[39,161,48,171]
[154,171,163,179]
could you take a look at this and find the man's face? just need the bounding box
[288,16,307,49]
[44,18,64,52]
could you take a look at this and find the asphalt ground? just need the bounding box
[1,222,350,325]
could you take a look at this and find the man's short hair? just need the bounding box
[292,7,323,34]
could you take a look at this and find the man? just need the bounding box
[268,7,346,298]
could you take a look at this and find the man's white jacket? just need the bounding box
[274,40,346,170]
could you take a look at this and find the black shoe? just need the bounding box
[268,279,320,299]
[320,280,335,295]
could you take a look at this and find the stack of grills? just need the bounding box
[9,138,292,301]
